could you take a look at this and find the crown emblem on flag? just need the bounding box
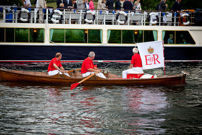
[147,46,154,54]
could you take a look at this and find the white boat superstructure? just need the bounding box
[0,6,202,62]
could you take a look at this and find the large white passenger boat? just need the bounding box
[0,6,202,62]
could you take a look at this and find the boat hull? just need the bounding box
[0,69,187,86]
[0,45,202,62]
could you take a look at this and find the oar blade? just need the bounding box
[70,83,79,90]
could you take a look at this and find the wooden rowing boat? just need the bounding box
[0,68,187,86]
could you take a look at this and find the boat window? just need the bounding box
[144,30,158,42]
[50,29,102,43]
[2,28,44,43]
[0,28,4,42]
[88,30,102,43]
[107,30,121,43]
[6,28,14,42]
[50,29,64,43]
[66,29,86,43]
[122,30,135,43]
[15,28,28,42]
[0,10,3,20]
[122,30,143,43]
[176,31,195,44]
[30,28,44,43]
[135,30,143,43]
[162,31,175,44]
[108,30,157,44]
[162,31,195,44]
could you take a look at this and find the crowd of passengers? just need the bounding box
[22,0,182,13]
[8,0,184,25]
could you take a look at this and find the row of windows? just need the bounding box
[0,28,195,44]
[163,31,195,44]
[50,29,102,43]
[108,30,157,43]
[0,28,44,43]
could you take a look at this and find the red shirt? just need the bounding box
[81,57,96,74]
[131,53,142,67]
[48,57,62,72]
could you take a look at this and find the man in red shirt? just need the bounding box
[122,48,144,78]
[48,52,70,76]
[81,51,106,78]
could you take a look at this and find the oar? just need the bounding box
[70,71,98,90]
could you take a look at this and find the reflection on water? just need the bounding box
[0,62,202,134]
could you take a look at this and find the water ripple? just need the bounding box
[0,62,202,134]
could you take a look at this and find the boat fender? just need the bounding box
[84,10,96,23]
[181,13,190,25]
[116,11,128,24]
[18,8,31,23]
[149,12,158,25]
[50,10,63,23]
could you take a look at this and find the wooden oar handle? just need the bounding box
[78,71,99,84]
[67,68,81,74]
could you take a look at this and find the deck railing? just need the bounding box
[0,6,200,26]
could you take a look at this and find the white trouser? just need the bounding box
[82,72,106,79]
[48,70,70,77]
[122,67,144,78]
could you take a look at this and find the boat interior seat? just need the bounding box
[69,69,83,78]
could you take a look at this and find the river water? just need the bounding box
[0,62,202,134]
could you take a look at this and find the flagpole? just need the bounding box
[162,41,166,75]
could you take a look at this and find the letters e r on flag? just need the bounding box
[137,41,165,70]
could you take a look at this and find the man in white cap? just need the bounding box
[122,47,143,78]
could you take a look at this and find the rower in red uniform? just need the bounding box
[122,48,143,78]
[48,52,70,76]
[81,51,106,78]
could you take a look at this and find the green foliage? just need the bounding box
[140,0,201,11]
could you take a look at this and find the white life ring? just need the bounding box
[181,13,190,25]
[51,10,63,23]
[149,12,158,25]
[84,10,95,23]
[116,11,128,24]
[18,8,31,22]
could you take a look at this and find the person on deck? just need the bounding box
[97,0,106,10]
[81,51,106,78]
[123,0,133,11]
[35,0,46,23]
[135,0,141,12]
[122,48,143,78]
[89,0,95,10]
[84,0,89,10]
[171,0,182,25]
[23,0,32,8]
[48,52,70,76]
[106,0,114,10]
[115,0,121,10]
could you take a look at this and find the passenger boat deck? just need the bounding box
[0,6,202,62]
